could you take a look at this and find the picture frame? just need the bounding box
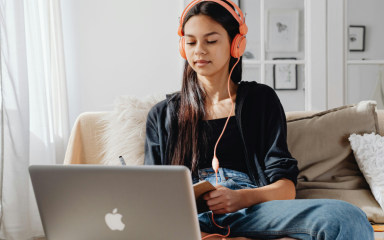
[266,9,300,52]
[349,25,365,52]
[273,58,297,90]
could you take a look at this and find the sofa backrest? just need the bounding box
[286,110,384,136]
[64,109,384,165]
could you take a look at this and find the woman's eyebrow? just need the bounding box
[184,31,220,37]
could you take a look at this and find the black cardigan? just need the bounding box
[143,81,299,187]
[198,116,248,175]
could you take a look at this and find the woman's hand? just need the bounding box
[202,184,245,214]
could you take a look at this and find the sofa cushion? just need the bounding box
[97,94,166,165]
[286,100,384,223]
[349,132,384,212]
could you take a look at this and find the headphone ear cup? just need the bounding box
[179,37,187,60]
[230,34,247,58]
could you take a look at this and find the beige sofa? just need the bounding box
[63,108,384,236]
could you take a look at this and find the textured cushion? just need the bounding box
[349,132,384,211]
[97,94,166,165]
[286,100,384,223]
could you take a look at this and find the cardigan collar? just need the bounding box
[163,81,257,184]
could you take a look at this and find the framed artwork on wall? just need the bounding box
[273,58,297,90]
[349,25,365,52]
[266,9,299,52]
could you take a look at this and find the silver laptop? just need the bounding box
[29,165,201,240]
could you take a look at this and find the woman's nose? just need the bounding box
[194,42,206,55]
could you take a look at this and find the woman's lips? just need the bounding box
[195,61,211,67]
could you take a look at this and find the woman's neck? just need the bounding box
[199,77,238,106]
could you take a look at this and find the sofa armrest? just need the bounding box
[374,225,384,232]
[64,112,109,164]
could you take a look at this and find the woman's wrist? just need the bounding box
[239,188,262,208]
[238,178,296,209]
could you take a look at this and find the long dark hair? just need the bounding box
[167,0,243,177]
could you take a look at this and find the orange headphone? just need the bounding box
[177,1,248,240]
[178,0,248,59]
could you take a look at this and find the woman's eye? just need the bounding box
[186,41,217,45]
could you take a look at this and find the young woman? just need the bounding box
[144,1,374,239]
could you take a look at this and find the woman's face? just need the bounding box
[183,15,232,78]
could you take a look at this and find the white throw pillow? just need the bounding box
[348,132,384,210]
[97,94,166,165]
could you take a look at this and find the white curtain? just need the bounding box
[0,0,69,239]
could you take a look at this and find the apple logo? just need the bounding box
[105,208,125,231]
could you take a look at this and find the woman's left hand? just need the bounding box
[202,184,245,214]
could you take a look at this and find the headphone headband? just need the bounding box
[178,0,247,37]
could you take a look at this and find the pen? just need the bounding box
[119,156,126,165]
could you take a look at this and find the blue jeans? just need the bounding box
[192,167,374,240]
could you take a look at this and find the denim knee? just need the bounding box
[312,199,373,240]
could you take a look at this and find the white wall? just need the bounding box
[347,0,384,60]
[60,0,183,128]
[346,0,384,107]
[60,0,326,128]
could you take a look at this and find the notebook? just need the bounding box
[193,180,216,214]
